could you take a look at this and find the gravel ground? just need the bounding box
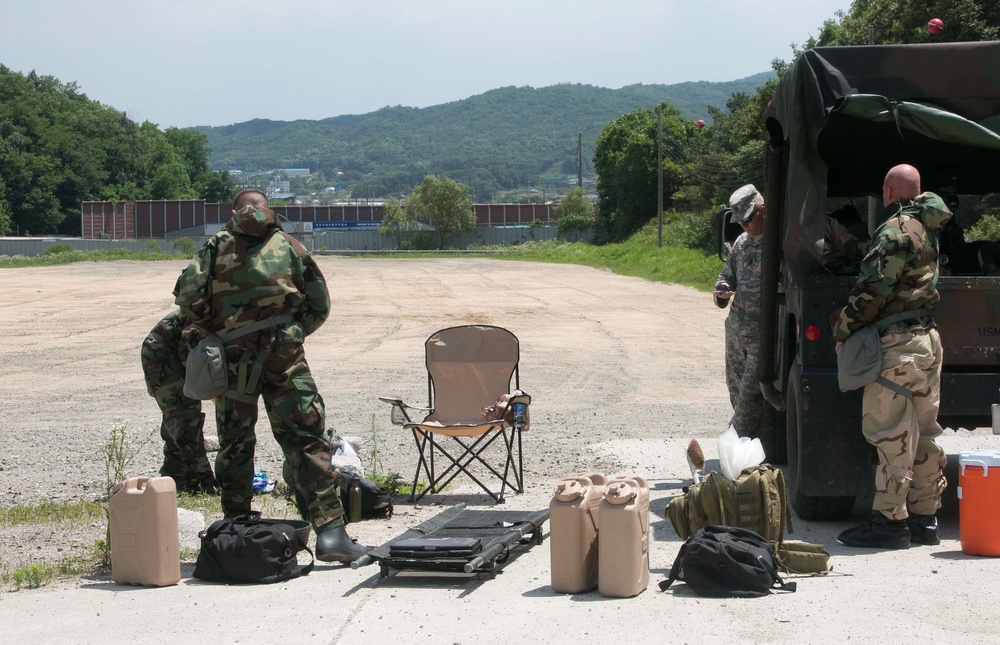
[0,257,732,579]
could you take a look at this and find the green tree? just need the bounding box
[593,103,687,240]
[816,0,999,46]
[557,187,594,219]
[0,188,11,236]
[149,159,196,199]
[556,187,596,233]
[199,169,236,203]
[409,175,476,248]
[378,196,418,249]
[675,62,785,215]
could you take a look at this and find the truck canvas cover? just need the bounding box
[766,42,1000,279]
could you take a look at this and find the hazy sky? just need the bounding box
[6,0,850,129]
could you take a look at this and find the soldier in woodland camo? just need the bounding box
[140,311,218,494]
[834,164,953,550]
[174,189,368,564]
[714,184,766,439]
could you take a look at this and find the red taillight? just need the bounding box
[805,325,822,341]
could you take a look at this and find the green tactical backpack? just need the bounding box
[666,464,793,544]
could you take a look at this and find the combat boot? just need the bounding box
[837,512,910,549]
[907,513,940,546]
[315,523,370,564]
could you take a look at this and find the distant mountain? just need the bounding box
[197,73,774,198]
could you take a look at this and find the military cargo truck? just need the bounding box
[755,42,1000,520]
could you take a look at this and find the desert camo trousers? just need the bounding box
[215,341,345,529]
[863,327,946,520]
[725,316,766,438]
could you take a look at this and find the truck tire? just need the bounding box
[786,366,855,521]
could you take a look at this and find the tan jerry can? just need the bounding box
[549,473,608,593]
[598,476,649,598]
[109,476,180,587]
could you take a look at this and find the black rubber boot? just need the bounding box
[907,513,941,546]
[315,524,370,564]
[837,512,910,549]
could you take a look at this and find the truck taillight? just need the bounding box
[805,325,822,341]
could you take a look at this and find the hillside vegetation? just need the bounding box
[197,75,773,200]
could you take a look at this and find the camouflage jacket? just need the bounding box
[714,232,762,335]
[173,205,331,347]
[833,192,953,341]
[141,310,188,368]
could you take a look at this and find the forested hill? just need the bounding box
[197,73,773,197]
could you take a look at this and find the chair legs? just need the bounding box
[409,427,524,503]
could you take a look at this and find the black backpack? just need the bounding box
[341,476,394,522]
[193,512,314,584]
[660,525,796,598]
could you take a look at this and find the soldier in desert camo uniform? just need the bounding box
[833,164,953,550]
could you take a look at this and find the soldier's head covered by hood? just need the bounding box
[226,189,282,238]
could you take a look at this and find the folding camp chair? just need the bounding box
[379,325,531,503]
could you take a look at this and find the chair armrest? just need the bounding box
[378,397,432,426]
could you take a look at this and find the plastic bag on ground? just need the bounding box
[718,425,766,480]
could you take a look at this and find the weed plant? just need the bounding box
[95,420,155,568]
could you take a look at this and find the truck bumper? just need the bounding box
[939,372,1000,429]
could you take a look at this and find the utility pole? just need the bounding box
[657,104,663,248]
[577,133,583,189]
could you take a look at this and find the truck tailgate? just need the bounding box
[936,277,1000,366]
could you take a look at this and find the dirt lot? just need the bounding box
[2,258,1000,645]
[0,257,731,568]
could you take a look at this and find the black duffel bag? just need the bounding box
[660,525,796,598]
[193,511,314,584]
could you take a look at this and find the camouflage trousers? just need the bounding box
[142,360,214,485]
[724,317,766,438]
[215,341,345,530]
[863,327,946,520]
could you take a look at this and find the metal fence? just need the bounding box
[1,226,593,258]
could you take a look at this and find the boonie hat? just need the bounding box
[729,184,762,224]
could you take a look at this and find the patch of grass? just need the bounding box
[0,499,105,526]
[479,226,722,291]
[0,248,190,268]
[2,554,97,592]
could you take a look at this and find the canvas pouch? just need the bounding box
[183,335,229,400]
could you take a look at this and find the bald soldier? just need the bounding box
[833,164,952,550]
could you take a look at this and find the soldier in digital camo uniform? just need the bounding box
[714,184,767,439]
[173,189,368,564]
[140,310,218,494]
[833,164,953,550]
